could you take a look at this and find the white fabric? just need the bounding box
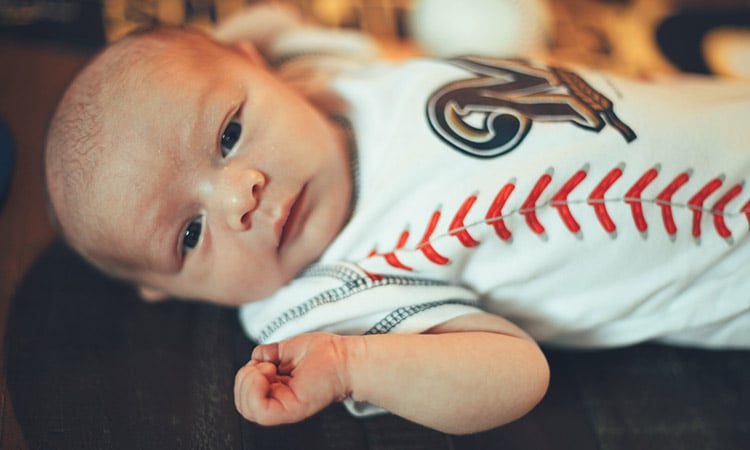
[240,57,750,351]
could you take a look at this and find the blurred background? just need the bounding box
[1,0,749,76]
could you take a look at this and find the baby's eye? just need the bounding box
[182,217,203,253]
[221,121,242,157]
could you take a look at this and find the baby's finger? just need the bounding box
[252,343,280,362]
[234,366,306,425]
[254,361,279,379]
[234,362,272,421]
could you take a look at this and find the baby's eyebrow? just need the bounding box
[138,229,171,273]
[133,188,185,275]
[188,91,232,157]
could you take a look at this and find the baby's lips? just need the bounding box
[275,184,306,249]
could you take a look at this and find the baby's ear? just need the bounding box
[137,286,169,302]
[233,41,268,68]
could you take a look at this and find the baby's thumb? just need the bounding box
[251,343,280,363]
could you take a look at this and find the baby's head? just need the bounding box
[45,27,352,305]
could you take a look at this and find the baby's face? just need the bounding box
[89,38,352,305]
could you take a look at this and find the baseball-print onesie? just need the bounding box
[240,57,750,359]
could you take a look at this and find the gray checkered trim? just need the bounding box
[297,264,363,283]
[365,299,479,335]
[257,265,448,342]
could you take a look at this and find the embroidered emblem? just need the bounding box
[427,57,637,158]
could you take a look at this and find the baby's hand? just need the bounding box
[234,333,352,425]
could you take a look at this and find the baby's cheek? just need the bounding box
[218,264,286,305]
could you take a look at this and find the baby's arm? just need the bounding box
[234,313,549,434]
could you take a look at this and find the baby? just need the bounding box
[45,5,749,435]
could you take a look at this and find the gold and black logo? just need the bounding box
[427,57,637,158]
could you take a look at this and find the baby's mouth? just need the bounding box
[276,184,307,252]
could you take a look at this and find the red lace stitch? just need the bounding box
[485,182,515,240]
[449,194,481,247]
[587,165,624,234]
[369,165,748,271]
[383,230,413,271]
[687,177,724,238]
[656,171,691,236]
[365,271,385,282]
[551,167,587,233]
[713,183,744,239]
[521,170,553,235]
[418,210,451,265]
[624,166,659,233]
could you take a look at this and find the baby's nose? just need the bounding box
[221,168,266,231]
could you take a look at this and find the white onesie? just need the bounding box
[240,56,750,351]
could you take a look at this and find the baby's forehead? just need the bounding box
[118,28,235,69]
[81,149,179,274]
[99,34,241,110]
[47,29,226,274]
[66,28,251,217]
[86,29,224,94]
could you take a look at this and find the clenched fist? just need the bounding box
[234,332,355,425]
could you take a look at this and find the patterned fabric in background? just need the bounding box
[98,0,750,77]
[1,0,748,76]
[101,0,413,42]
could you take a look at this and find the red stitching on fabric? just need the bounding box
[449,195,481,247]
[521,170,553,235]
[687,177,724,238]
[383,230,413,271]
[656,171,691,236]
[713,183,744,239]
[624,166,659,234]
[588,165,624,234]
[551,167,587,234]
[365,271,384,282]
[485,182,515,240]
[418,210,451,265]
[370,165,747,271]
